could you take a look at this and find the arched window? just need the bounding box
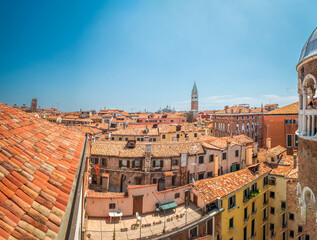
[242,123,245,131]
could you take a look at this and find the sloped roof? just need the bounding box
[0,103,85,239]
[194,163,272,204]
[91,141,204,158]
[265,102,298,115]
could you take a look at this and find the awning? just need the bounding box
[160,201,178,211]
[165,171,174,177]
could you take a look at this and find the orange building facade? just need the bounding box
[263,102,298,155]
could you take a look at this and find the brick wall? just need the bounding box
[263,114,298,154]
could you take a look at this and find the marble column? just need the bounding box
[307,115,311,136]
[312,115,315,136]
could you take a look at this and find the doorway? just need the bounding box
[133,195,143,215]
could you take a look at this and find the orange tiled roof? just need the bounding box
[0,103,85,239]
[111,128,159,136]
[91,140,204,158]
[215,106,267,114]
[194,163,271,204]
[265,102,299,115]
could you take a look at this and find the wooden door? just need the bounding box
[193,194,198,205]
[207,218,213,235]
[133,196,143,215]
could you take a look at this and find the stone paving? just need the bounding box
[86,203,203,240]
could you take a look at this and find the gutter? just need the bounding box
[58,134,88,240]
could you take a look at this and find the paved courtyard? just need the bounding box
[86,203,203,240]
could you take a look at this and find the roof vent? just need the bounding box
[248,164,260,174]
[127,140,136,149]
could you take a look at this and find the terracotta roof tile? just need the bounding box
[0,103,85,239]
[1,199,25,219]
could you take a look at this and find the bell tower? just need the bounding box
[191,82,198,111]
[31,98,37,113]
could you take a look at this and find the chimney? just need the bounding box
[266,138,271,149]
[214,155,219,177]
[224,105,229,110]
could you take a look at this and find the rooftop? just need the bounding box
[86,203,207,240]
[0,103,85,239]
[265,102,298,115]
[91,141,204,158]
[194,163,272,204]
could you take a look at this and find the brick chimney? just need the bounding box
[266,138,271,149]
[214,154,219,177]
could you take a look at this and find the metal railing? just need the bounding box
[85,206,213,240]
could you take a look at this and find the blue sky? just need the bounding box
[0,0,316,112]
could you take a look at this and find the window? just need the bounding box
[243,187,250,200]
[269,177,276,185]
[198,173,204,180]
[119,137,122,141]
[101,158,107,166]
[209,155,214,162]
[109,203,116,209]
[152,138,156,142]
[270,207,275,215]
[235,150,239,157]
[222,152,227,160]
[251,219,255,237]
[92,157,99,165]
[194,133,198,138]
[242,123,245,131]
[244,226,247,240]
[153,160,163,168]
[251,183,258,192]
[111,137,115,140]
[281,201,286,210]
[244,207,248,221]
[236,124,239,132]
[132,160,141,168]
[285,119,292,124]
[305,235,310,240]
[162,134,166,139]
[229,217,234,230]
[263,208,267,221]
[137,138,140,141]
[189,227,198,238]
[177,134,180,139]
[290,230,294,238]
[295,134,299,148]
[172,159,179,166]
[175,193,180,199]
[298,226,303,233]
[119,160,130,168]
[263,176,268,187]
[199,156,204,164]
[287,134,292,147]
[252,201,255,214]
[207,171,213,178]
[263,192,268,205]
[270,191,275,199]
[228,195,236,210]
[289,213,294,220]
[293,119,298,124]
